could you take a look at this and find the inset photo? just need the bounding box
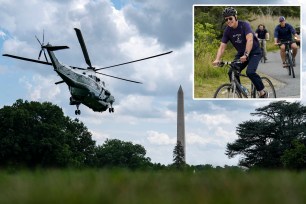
[193,5,301,99]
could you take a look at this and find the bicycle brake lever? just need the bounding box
[218,62,225,67]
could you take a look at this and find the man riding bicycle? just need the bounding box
[255,24,269,61]
[213,7,268,98]
[274,16,299,68]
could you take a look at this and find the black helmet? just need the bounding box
[223,7,237,17]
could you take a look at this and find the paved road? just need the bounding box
[257,48,301,98]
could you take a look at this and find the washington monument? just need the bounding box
[177,85,185,161]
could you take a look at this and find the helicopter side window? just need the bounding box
[105,90,111,96]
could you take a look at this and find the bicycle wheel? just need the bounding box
[214,83,242,98]
[286,53,291,76]
[251,83,257,98]
[288,51,295,78]
[261,48,265,63]
[255,77,276,98]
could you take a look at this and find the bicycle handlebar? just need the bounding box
[216,60,242,67]
[277,40,296,46]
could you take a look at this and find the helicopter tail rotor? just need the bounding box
[35,30,49,62]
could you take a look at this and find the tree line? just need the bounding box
[1,99,305,170]
[0,99,228,171]
[0,100,151,169]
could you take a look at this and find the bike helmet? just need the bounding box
[223,7,237,17]
[279,16,285,22]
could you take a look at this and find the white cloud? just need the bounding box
[215,127,236,142]
[19,74,61,101]
[91,130,110,145]
[115,94,158,117]
[0,30,6,39]
[187,133,209,145]
[187,112,232,126]
[147,130,176,145]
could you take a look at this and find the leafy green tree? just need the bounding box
[95,139,151,169]
[226,101,306,169]
[172,141,185,169]
[281,140,306,170]
[0,99,96,168]
[194,22,220,60]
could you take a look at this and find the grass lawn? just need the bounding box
[0,169,306,204]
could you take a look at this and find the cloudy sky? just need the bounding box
[0,0,305,166]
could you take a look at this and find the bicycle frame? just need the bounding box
[258,39,266,63]
[222,61,253,98]
[282,41,293,58]
[279,41,295,78]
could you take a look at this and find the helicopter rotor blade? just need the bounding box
[38,49,43,60]
[35,35,42,46]
[3,54,52,65]
[42,29,45,44]
[74,28,92,68]
[43,49,48,63]
[3,54,86,70]
[96,72,142,84]
[95,51,173,71]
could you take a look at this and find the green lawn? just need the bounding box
[0,169,306,204]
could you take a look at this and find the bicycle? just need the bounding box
[279,41,295,78]
[258,39,267,63]
[213,61,276,98]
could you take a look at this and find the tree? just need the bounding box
[281,140,306,170]
[172,141,185,169]
[95,139,151,169]
[0,99,96,168]
[226,101,306,169]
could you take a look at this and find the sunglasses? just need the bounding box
[225,17,233,21]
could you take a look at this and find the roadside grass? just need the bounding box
[194,67,255,98]
[0,169,306,204]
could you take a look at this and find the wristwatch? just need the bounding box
[244,51,249,58]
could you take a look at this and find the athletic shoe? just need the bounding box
[259,91,269,98]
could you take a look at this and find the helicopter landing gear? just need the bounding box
[109,107,114,113]
[75,104,81,115]
[109,103,114,113]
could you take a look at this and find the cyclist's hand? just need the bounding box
[274,42,279,46]
[212,60,220,67]
[240,55,247,62]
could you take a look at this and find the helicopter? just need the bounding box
[3,28,172,115]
